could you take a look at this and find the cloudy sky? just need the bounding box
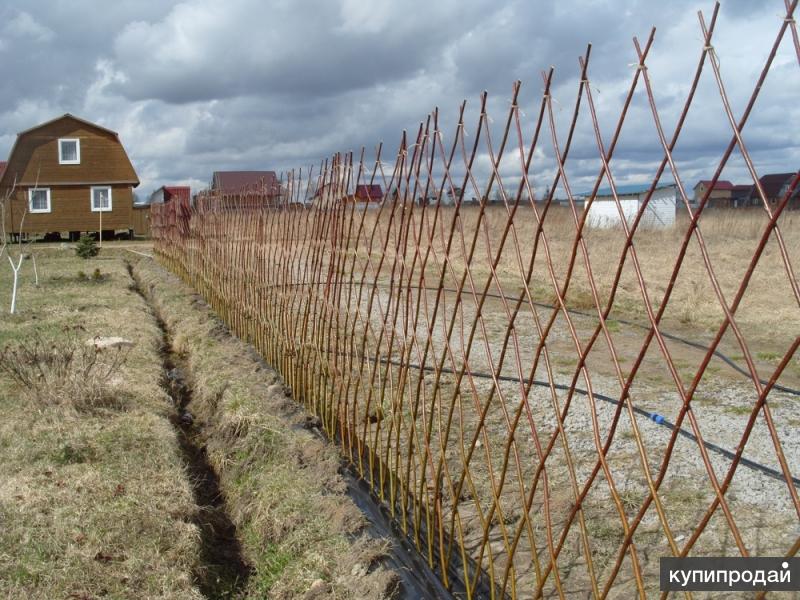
[0,0,796,199]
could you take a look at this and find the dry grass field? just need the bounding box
[0,250,202,599]
[359,205,800,352]
[0,247,399,600]
[337,205,800,596]
[170,202,798,598]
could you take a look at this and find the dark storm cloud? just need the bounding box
[109,0,497,103]
[0,0,796,197]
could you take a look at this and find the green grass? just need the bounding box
[132,257,399,599]
[724,404,755,416]
[245,537,294,596]
[0,250,202,600]
[756,351,782,363]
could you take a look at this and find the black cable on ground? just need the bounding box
[370,356,800,489]
[262,279,800,397]
[398,283,800,398]
[276,282,800,397]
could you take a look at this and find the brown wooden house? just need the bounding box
[751,172,800,209]
[692,179,733,207]
[1,114,139,239]
[207,170,282,208]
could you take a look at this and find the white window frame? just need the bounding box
[90,186,113,212]
[28,188,51,213]
[58,138,81,165]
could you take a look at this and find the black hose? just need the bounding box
[257,279,800,397]
[402,283,800,398]
[369,356,800,489]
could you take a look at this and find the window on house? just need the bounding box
[28,188,51,213]
[58,138,80,164]
[91,186,112,212]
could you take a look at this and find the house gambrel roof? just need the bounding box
[0,113,140,188]
[15,113,123,139]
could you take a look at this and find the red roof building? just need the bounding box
[353,184,383,202]
[148,185,191,205]
[751,173,797,207]
[211,170,280,196]
[694,179,733,191]
[693,179,733,207]
[163,186,190,203]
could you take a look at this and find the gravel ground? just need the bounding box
[332,279,799,596]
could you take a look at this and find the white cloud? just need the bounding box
[338,0,393,34]
[4,11,54,42]
[0,0,795,200]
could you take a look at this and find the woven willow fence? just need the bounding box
[153,4,799,597]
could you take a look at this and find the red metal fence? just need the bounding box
[152,3,799,597]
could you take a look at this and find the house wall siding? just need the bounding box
[0,116,138,234]
[4,185,133,233]
[3,119,137,187]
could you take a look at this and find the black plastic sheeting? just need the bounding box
[323,432,503,600]
[342,469,458,600]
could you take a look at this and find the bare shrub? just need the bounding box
[0,325,130,411]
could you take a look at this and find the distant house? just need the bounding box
[133,186,192,238]
[583,183,677,228]
[337,184,384,208]
[211,170,280,198]
[778,175,800,210]
[441,186,480,206]
[352,184,383,203]
[148,185,191,206]
[730,184,753,208]
[693,180,733,208]
[750,172,799,209]
[0,114,139,239]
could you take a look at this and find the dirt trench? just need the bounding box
[127,262,251,598]
[125,257,472,599]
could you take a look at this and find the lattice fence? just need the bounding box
[152,3,799,597]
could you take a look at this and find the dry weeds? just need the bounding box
[360,205,800,351]
[0,252,202,599]
[132,256,400,600]
[0,325,130,412]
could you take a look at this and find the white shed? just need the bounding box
[582,183,678,228]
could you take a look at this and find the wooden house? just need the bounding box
[1,114,139,239]
[751,172,799,209]
[209,170,281,207]
[693,180,733,208]
[344,184,383,206]
[353,184,383,203]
